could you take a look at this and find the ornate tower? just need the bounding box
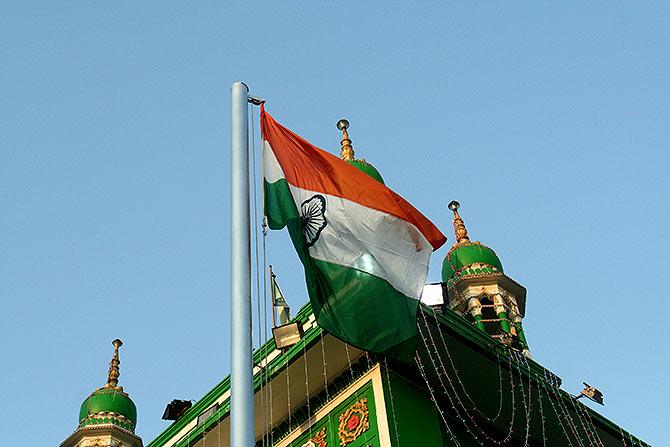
[60,339,143,447]
[441,201,530,354]
[336,118,385,184]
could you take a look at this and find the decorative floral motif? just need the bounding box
[301,427,327,447]
[337,398,369,446]
[300,195,327,247]
[346,414,360,431]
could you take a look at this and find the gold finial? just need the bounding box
[337,119,355,161]
[105,338,123,390]
[448,200,470,246]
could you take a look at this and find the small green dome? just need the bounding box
[347,159,385,184]
[79,387,137,431]
[442,242,504,283]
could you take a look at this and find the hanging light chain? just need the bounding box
[428,309,508,423]
[319,332,329,403]
[383,357,401,445]
[414,351,463,446]
[418,310,516,445]
[302,341,312,439]
[416,316,487,445]
[537,375,579,446]
[510,347,532,447]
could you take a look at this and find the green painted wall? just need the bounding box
[381,369,443,447]
[288,381,379,447]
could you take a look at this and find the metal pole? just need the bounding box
[230,81,253,447]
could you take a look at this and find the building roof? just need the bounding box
[147,299,649,447]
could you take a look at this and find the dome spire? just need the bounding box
[337,118,355,161]
[105,338,123,390]
[75,339,138,434]
[334,118,386,184]
[448,200,470,246]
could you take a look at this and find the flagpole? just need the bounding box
[230,81,254,447]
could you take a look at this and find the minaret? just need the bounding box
[336,118,385,184]
[442,201,530,354]
[60,339,143,447]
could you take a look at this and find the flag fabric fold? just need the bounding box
[261,106,446,358]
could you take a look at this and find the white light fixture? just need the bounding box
[272,322,304,350]
[420,283,445,306]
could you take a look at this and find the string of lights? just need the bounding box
[414,351,463,446]
[260,107,273,447]
[268,359,274,447]
[417,316,489,445]
[509,348,532,447]
[582,399,608,447]
[535,371,548,447]
[285,356,292,431]
[344,344,355,381]
[565,394,595,446]
[426,309,509,423]
[443,339,518,441]
[417,316,511,445]
[536,374,580,447]
[571,395,605,447]
[420,310,519,443]
[319,332,329,402]
[250,105,266,447]
[383,358,401,445]
[251,103,282,447]
[547,379,587,447]
[302,341,313,439]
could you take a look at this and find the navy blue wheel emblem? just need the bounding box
[300,195,327,247]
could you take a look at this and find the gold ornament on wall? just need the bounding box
[337,398,369,446]
[301,427,327,447]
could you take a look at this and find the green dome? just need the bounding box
[442,242,504,283]
[79,387,137,431]
[347,159,385,184]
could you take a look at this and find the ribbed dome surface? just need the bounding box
[442,242,503,283]
[78,387,137,431]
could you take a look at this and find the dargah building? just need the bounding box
[60,121,650,447]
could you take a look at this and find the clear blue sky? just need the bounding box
[2,2,668,446]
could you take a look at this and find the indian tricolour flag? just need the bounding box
[261,107,446,358]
